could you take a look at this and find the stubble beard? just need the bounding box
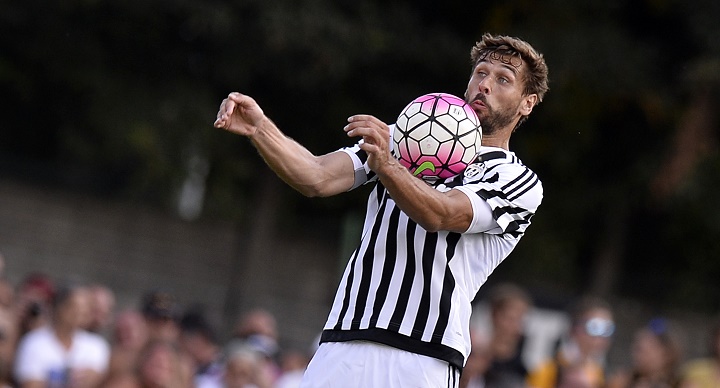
[471,93,516,136]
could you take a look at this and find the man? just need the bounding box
[85,284,116,337]
[214,33,548,387]
[14,284,110,388]
[485,283,533,386]
[140,289,180,344]
[527,296,615,388]
[179,308,225,388]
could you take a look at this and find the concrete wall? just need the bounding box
[0,179,340,352]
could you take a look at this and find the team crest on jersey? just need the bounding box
[464,163,485,179]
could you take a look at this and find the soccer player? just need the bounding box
[214,33,549,387]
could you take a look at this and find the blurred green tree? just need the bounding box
[1,0,719,313]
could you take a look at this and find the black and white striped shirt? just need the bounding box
[320,144,543,370]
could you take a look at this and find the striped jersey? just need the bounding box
[320,140,543,370]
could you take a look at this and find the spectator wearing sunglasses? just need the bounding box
[527,296,615,388]
[608,318,684,388]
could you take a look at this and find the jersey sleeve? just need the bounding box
[339,142,376,190]
[455,161,543,237]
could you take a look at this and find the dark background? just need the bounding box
[1,0,719,359]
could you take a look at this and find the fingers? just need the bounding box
[345,115,391,163]
[347,114,386,126]
[213,93,241,128]
[344,115,389,139]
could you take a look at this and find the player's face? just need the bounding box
[465,54,534,135]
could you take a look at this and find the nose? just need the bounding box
[477,77,491,94]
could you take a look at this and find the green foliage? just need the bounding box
[1,0,719,311]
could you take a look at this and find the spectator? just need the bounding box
[232,309,279,357]
[459,329,492,388]
[223,345,272,388]
[0,253,11,311]
[105,309,150,384]
[134,340,194,388]
[274,349,310,388]
[14,272,55,337]
[86,284,116,336]
[0,307,17,388]
[680,315,720,388]
[484,283,533,387]
[527,296,615,388]
[557,362,595,388]
[13,283,110,387]
[607,318,684,388]
[178,307,224,388]
[227,309,281,384]
[140,290,180,344]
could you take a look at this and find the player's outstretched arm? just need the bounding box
[344,115,474,233]
[214,93,356,197]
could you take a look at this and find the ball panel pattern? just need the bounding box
[393,93,481,179]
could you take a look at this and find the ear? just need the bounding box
[519,94,538,116]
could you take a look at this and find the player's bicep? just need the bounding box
[313,150,358,197]
[441,189,477,233]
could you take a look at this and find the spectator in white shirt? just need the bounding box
[14,283,110,388]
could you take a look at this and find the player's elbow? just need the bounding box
[416,212,471,234]
[294,181,341,198]
[415,216,445,233]
[296,185,329,198]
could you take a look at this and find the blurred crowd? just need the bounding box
[0,254,309,388]
[1,251,720,388]
[460,283,720,388]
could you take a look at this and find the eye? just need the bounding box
[498,77,509,84]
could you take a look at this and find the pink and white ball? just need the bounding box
[393,93,482,180]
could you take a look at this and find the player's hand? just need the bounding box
[344,115,396,173]
[213,92,265,137]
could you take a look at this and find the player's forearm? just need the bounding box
[376,160,472,233]
[250,118,351,197]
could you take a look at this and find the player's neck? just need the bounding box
[481,133,511,150]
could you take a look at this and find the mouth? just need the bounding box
[470,94,487,111]
[471,99,486,109]
[470,99,487,114]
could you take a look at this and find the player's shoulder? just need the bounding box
[470,147,540,181]
[476,147,528,168]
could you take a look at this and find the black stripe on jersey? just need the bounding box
[445,173,465,188]
[502,168,538,200]
[375,182,385,207]
[477,167,538,204]
[387,220,418,330]
[320,327,465,370]
[349,195,391,330]
[334,192,388,330]
[431,232,460,343]
[493,207,533,237]
[333,249,360,330]
[411,232,439,339]
[478,150,506,162]
[508,171,540,201]
[368,207,402,327]
[356,149,369,164]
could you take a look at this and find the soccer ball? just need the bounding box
[393,93,482,180]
